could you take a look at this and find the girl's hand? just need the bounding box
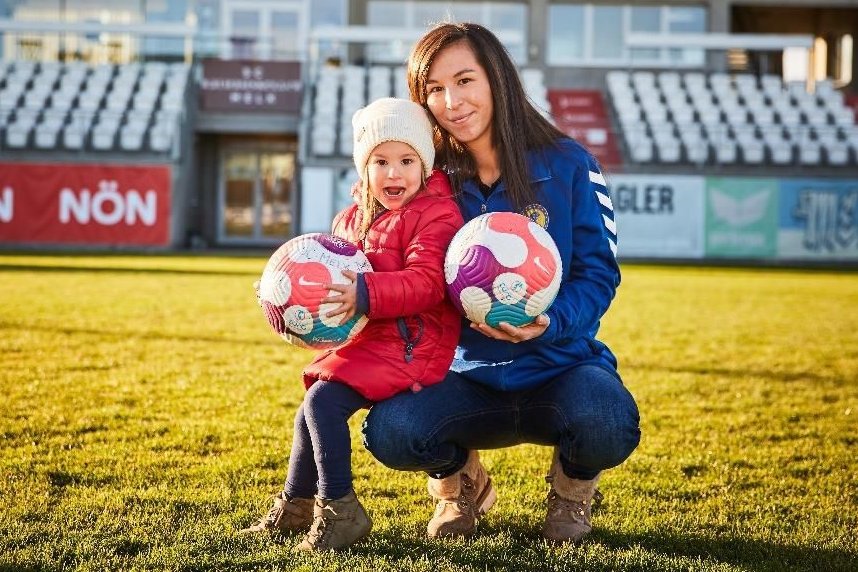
[470,314,550,343]
[322,270,358,325]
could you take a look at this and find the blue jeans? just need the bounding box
[284,381,370,500]
[362,364,640,480]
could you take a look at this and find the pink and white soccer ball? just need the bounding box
[258,233,373,349]
[444,212,562,327]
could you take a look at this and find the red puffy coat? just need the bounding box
[303,170,464,401]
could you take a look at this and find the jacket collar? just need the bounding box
[460,147,554,197]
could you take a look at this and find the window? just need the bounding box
[592,6,623,60]
[367,2,527,64]
[547,5,584,62]
[547,3,708,67]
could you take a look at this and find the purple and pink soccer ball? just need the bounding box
[445,212,562,327]
[258,233,373,349]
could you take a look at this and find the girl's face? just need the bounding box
[424,41,494,152]
[366,140,424,211]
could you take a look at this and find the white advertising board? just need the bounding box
[607,174,706,258]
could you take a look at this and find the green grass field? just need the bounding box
[1,253,856,572]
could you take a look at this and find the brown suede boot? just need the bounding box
[542,449,600,543]
[427,450,497,538]
[240,492,314,535]
[293,490,372,552]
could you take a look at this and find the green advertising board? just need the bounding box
[705,178,778,258]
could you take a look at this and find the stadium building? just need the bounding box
[0,0,856,263]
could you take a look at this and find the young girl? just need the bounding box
[243,97,464,551]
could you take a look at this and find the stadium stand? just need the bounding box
[301,62,856,171]
[606,70,857,167]
[0,60,190,156]
[306,63,549,160]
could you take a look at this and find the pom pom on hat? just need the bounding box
[352,97,435,179]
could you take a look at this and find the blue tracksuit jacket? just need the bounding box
[451,138,620,391]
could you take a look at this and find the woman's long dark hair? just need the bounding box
[407,22,567,211]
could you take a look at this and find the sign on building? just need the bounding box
[200,59,302,113]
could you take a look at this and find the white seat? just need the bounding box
[714,139,738,163]
[684,140,709,163]
[740,139,765,164]
[34,124,60,148]
[831,107,855,127]
[119,126,145,151]
[769,141,793,164]
[656,137,681,162]
[312,130,336,155]
[798,141,822,165]
[629,137,654,162]
[824,141,849,165]
[63,125,86,149]
[41,110,67,130]
[733,125,758,145]
[91,124,117,150]
[149,126,174,152]
[751,106,776,127]
[5,123,30,147]
[643,103,668,124]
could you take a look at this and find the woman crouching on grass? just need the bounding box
[243,97,463,551]
[361,23,641,543]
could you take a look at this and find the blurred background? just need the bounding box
[0,0,856,264]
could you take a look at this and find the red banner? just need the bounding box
[548,89,622,168]
[0,162,171,246]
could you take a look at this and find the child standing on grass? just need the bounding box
[242,98,464,552]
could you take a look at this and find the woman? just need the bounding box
[361,22,641,543]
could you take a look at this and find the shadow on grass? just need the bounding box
[0,264,256,277]
[160,521,858,572]
[323,523,854,572]
[0,320,268,346]
[626,361,834,384]
[596,528,858,572]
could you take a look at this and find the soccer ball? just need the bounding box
[444,212,562,327]
[258,233,373,349]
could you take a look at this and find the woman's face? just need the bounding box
[366,140,424,211]
[424,41,494,152]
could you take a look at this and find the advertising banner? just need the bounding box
[608,174,705,258]
[200,59,302,113]
[0,162,171,246]
[777,179,858,260]
[705,178,778,258]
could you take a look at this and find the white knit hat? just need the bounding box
[352,97,435,179]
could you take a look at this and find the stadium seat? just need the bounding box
[798,140,823,165]
[34,124,59,149]
[684,139,709,163]
[62,124,86,150]
[368,66,392,101]
[119,125,146,151]
[714,139,738,164]
[824,140,850,165]
[739,139,765,164]
[5,123,30,148]
[91,128,115,150]
[769,141,793,164]
[149,125,174,152]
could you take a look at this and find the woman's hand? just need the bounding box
[322,270,358,325]
[470,314,550,343]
